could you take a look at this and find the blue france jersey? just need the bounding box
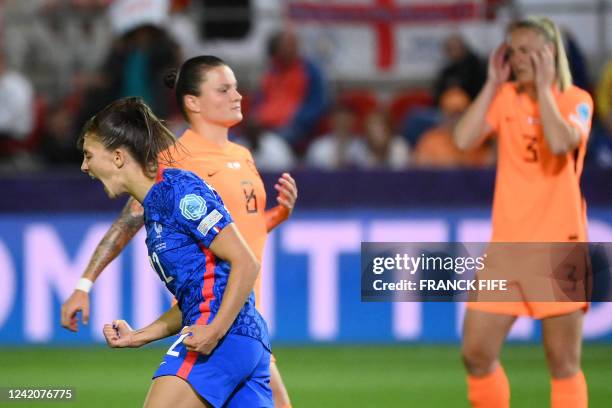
[142,168,270,350]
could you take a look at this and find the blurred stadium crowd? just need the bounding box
[0,0,610,173]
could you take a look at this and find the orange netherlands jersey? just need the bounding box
[485,83,593,242]
[414,126,492,167]
[160,129,268,305]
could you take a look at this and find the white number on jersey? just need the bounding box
[166,330,190,357]
[148,251,174,283]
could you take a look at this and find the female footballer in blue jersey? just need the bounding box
[79,97,272,408]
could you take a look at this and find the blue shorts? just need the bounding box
[153,333,272,408]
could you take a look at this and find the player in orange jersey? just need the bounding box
[454,17,593,408]
[61,56,295,408]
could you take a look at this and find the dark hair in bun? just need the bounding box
[78,97,177,176]
[165,56,226,120]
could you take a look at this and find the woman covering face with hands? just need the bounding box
[454,17,593,408]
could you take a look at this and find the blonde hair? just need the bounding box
[508,16,572,92]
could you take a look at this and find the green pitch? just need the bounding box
[0,344,610,407]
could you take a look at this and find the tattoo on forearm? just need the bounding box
[85,198,144,279]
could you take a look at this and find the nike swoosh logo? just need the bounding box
[207,171,220,177]
[160,362,167,366]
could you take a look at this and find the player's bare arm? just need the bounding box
[182,224,260,355]
[265,172,298,232]
[84,197,145,280]
[103,304,182,348]
[532,47,581,154]
[455,44,509,151]
[60,197,145,332]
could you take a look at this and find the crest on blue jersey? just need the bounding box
[179,194,207,220]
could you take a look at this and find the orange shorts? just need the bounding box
[467,300,588,319]
[467,243,590,319]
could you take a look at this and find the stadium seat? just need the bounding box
[337,90,379,133]
[389,89,434,133]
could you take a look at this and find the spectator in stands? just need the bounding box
[0,49,34,158]
[433,34,487,105]
[234,122,296,171]
[586,60,612,167]
[305,104,366,170]
[104,24,181,118]
[403,34,485,150]
[252,29,329,149]
[3,1,110,102]
[359,109,410,169]
[74,24,182,140]
[413,87,494,168]
[2,1,112,169]
[3,1,72,100]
